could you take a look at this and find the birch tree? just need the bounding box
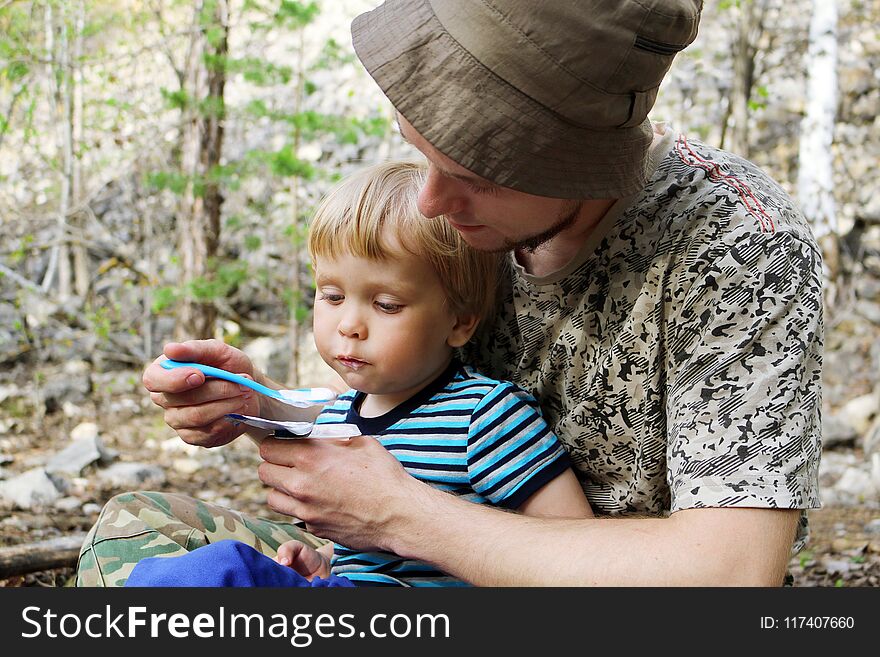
[796,0,838,249]
[175,0,229,340]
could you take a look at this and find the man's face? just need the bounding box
[397,115,584,253]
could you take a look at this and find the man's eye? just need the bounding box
[466,181,498,195]
[375,301,402,313]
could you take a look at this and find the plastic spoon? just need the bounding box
[159,360,336,408]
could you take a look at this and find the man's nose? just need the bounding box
[418,169,466,218]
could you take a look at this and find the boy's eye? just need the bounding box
[375,301,402,314]
[319,293,344,304]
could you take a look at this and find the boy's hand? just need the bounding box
[275,540,333,580]
[143,339,261,448]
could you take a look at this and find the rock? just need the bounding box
[831,538,855,552]
[54,496,84,512]
[872,453,880,492]
[172,458,201,474]
[854,276,880,302]
[108,398,140,414]
[82,502,102,515]
[839,393,879,436]
[41,360,92,414]
[71,422,99,442]
[857,301,880,325]
[833,467,879,505]
[822,558,852,575]
[97,462,165,489]
[0,453,12,465]
[0,467,65,508]
[864,519,880,535]
[45,433,113,476]
[61,401,85,418]
[243,336,291,386]
[0,383,23,405]
[865,419,880,456]
[822,413,858,448]
[160,437,199,455]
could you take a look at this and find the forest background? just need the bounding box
[0,0,878,587]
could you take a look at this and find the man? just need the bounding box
[78,0,822,586]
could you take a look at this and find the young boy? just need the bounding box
[125,161,591,588]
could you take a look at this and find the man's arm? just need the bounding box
[258,437,798,586]
[391,484,799,586]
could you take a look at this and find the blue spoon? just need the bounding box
[160,360,336,407]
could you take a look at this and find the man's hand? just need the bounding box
[258,436,424,552]
[143,339,261,448]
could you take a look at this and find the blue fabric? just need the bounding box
[124,539,355,588]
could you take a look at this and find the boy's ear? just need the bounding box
[447,313,480,348]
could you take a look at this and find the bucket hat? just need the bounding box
[352,0,703,199]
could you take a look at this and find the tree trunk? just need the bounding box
[797,0,840,297]
[175,0,228,341]
[286,29,306,386]
[72,0,89,298]
[725,0,769,157]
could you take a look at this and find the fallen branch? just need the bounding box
[0,533,86,579]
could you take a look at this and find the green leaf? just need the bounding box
[146,171,190,195]
[275,0,320,28]
[152,287,179,313]
[5,60,29,81]
[268,145,315,179]
[160,88,191,111]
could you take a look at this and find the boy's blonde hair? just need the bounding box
[308,161,499,320]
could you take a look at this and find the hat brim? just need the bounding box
[352,0,652,199]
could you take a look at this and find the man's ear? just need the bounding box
[447,313,480,348]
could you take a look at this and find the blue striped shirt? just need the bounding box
[314,359,570,587]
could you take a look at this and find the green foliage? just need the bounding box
[88,306,113,341]
[265,145,316,179]
[312,37,355,70]
[748,85,769,111]
[4,60,29,82]
[146,170,191,195]
[225,55,293,85]
[161,87,192,111]
[152,286,180,314]
[9,234,34,264]
[275,0,320,28]
[187,259,250,302]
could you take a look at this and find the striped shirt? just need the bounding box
[315,359,570,587]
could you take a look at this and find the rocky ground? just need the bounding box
[1,355,878,588]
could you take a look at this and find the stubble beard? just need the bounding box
[496,200,584,254]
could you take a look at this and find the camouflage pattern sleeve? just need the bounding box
[665,227,823,521]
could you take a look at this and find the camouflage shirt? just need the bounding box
[463,125,823,552]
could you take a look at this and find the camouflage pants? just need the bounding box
[76,491,324,587]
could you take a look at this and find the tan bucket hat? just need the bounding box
[352,0,703,199]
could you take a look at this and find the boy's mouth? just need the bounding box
[337,356,368,370]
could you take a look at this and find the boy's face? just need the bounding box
[312,242,475,408]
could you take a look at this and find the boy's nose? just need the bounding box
[418,169,466,218]
[337,311,367,340]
